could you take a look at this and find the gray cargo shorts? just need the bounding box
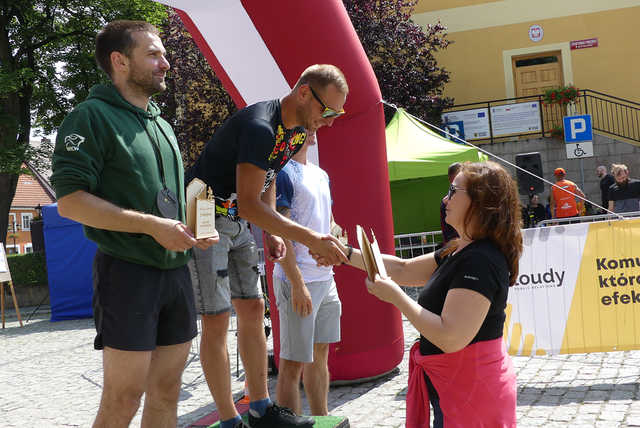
[273,276,341,363]
[189,216,261,315]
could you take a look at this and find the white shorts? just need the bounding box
[273,276,341,363]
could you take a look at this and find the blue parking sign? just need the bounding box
[563,115,593,142]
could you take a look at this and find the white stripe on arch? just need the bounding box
[156,0,290,104]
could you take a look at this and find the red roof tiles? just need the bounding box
[10,164,55,208]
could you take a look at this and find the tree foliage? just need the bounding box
[343,0,453,124]
[154,10,236,169]
[0,0,167,244]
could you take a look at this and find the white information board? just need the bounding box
[0,243,11,282]
[490,102,542,137]
[442,108,490,140]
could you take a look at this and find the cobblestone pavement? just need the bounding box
[2,307,640,427]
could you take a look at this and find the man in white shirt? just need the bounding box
[273,132,342,416]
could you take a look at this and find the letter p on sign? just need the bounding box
[570,118,586,139]
[563,114,593,143]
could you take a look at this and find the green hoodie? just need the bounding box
[51,84,189,269]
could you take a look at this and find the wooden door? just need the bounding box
[513,52,563,97]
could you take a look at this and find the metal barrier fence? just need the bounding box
[536,210,640,227]
[394,231,442,258]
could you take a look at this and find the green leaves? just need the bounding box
[0,68,36,97]
[343,0,454,124]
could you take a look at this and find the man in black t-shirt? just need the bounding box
[186,64,349,428]
[608,163,640,214]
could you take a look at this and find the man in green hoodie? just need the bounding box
[51,21,217,428]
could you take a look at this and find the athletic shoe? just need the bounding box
[234,420,251,428]
[248,403,315,428]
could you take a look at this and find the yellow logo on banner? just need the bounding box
[504,304,547,356]
[561,218,640,353]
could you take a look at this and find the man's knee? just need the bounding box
[279,358,304,379]
[145,381,181,408]
[235,298,265,324]
[201,312,231,341]
[102,383,145,415]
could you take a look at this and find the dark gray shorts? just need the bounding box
[189,216,261,315]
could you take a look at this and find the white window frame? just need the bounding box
[8,213,17,233]
[5,244,20,255]
[24,243,33,254]
[21,212,33,231]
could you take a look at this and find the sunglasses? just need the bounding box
[309,86,345,119]
[447,185,467,200]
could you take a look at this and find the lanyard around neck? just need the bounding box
[137,115,176,190]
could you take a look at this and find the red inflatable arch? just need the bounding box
[156,0,403,381]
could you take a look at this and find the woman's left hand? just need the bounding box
[365,274,401,304]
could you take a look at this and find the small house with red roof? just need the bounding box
[7,163,55,254]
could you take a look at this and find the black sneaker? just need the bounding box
[248,403,315,428]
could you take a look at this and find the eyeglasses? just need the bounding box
[447,185,467,200]
[309,86,345,119]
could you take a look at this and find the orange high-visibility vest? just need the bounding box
[552,179,579,218]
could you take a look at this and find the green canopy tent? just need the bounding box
[386,108,486,235]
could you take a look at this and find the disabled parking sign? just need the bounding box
[563,115,593,159]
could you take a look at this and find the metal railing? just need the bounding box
[394,231,442,258]
[537,210,640,227]
[443,89,640,144]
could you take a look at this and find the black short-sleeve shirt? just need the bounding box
[418,239,510,355]
[186,99,306,200]
[608,178,640,213]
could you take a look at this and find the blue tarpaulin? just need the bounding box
[43,203,96,321]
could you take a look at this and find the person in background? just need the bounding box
[439,162,461,244]
[524,194,547,227]
[550,167,585,220]
[608,163,640,214]
[321,161,521,427]
[596,165,615,213]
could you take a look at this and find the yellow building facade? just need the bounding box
[413,0,640,104]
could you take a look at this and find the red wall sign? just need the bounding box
[571,38,598,50]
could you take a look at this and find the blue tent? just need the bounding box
[43,203,96,321]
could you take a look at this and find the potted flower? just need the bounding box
[550,124,564,140]
[543,85,580,106]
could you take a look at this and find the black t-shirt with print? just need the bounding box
[417,239,510,355]
[186,100,306,210]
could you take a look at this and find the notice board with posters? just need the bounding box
[441,108,491,140]
[490,102,542,137]
[505,218,640,356]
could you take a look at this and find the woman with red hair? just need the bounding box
[328,161,522,427]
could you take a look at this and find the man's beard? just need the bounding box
[128,64,166,97]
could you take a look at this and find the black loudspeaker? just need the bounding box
[30,219,45,253]
[515,152,544,195]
